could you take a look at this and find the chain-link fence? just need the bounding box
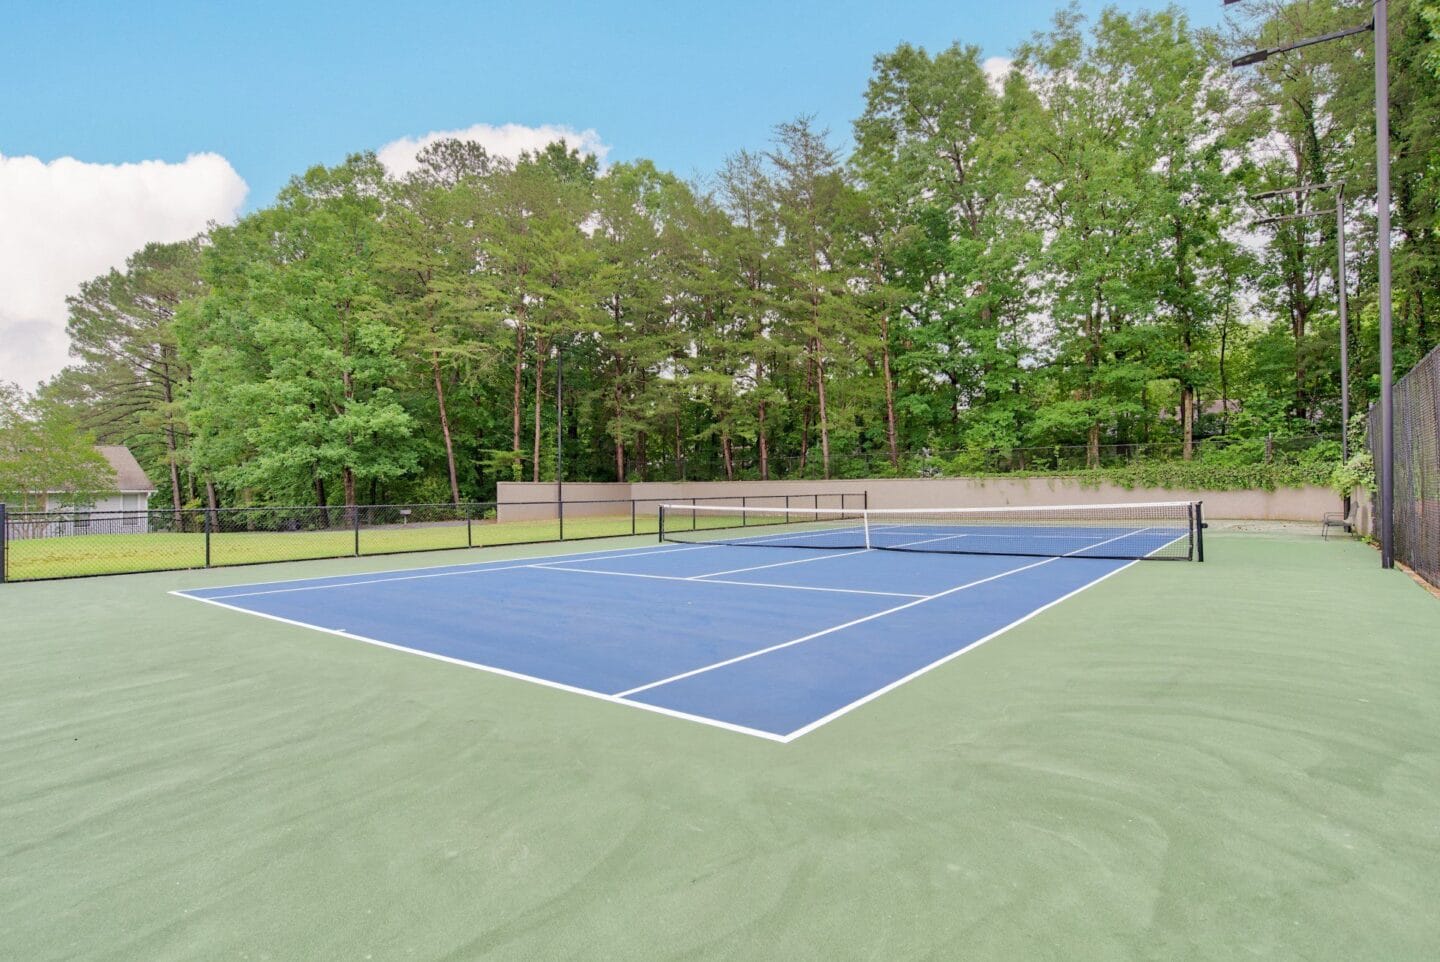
[625,434,1336,481]
[1370,345,1440,589]
[0,492,866,583]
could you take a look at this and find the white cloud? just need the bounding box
[0,152,248,390]
[376,123,611,179]
[983,57,1014,92]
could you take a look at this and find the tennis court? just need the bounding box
[173,502,1201,741]
[6,514,1440,960]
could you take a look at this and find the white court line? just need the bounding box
[884,532,970,549]
[777,557,1142,741]
[168,591,789,743]
[171,522,1191,744]
[173,536,713,595]
[613,525,1151,700]
[191,544,717,600]
[692,548,871,579]
[533,565,925,599]
[663,518,872,547]
[665,499,1195,514]
[778,526,1194,740]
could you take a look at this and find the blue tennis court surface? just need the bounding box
[173,540,1146,741]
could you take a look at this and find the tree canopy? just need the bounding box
[35,1,1440,510]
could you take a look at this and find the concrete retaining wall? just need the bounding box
[497,478,1340,522]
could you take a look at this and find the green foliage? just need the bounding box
[0,382,114,508]
[942,459,1334,491]
[1095,459,1335,492]
[1330,451,1376,497]
[34,3,1440,507]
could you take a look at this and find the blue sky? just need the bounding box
[0,0,1223,389]
[3,0,1221,208]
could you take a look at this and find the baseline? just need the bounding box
[172,590,791,743]
[179,542,717,601]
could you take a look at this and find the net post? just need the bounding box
[658,504,666,543]
[0,502,7,584]
[691,497,697,531]
[631,499,636,536]
[1194,501,1205,563]
[742,496,747,527]
[204,506,212,568]
[863,490,869,511]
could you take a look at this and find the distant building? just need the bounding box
[11,446,156,536]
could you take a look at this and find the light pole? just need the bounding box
[1228,0,1394,567]
[555,344,564,539]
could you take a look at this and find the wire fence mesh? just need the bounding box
[0,492,866,583]
[1370,344,1440,589]
[611,434,1337,481]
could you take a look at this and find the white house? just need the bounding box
[15,446,157,536]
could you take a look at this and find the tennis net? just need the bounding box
[657,501,1204,561]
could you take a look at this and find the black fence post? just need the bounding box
[558,498,565,542]
[204,507,212,568]
[658,503,666,543]
[0,502,7,584]
[630,500,636,536]
[742,495,748,527]
[353,506,361,557]
[1195,501,1206,563]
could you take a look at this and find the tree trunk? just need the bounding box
[160,369,183,522]
[799,355,813,473]
[342,468,357,526]
[758,400,769,481]
[511,317,526,481]
[880,315,899,469]
[314,474,329,527]
[1087,422,1100,470]
[674,413,683,480]
[612,347,626,482]
[531,344,546,484]
[721,432,734,482]
[1220,278,1232,435]
[1181,384,1195,461]
[815,345,831,481]
[432,355,461,505]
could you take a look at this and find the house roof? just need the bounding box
[95,446,155,493]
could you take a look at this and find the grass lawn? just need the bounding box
[4,514,663,580]
[2,526,1437,960]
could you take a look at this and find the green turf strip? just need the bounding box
[1,529,1436,960]
[4,514,661,580]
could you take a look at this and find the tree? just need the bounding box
[181,155,420,511]
[47,239,206,514]
[768,118,854,479]
[375,140,505,504]
[0,382,113,509]
[853,42,1039,466]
